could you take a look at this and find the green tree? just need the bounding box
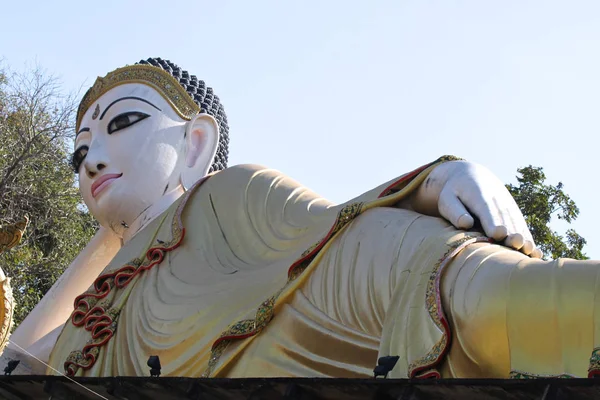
[507,165,587,260]
[0,64,96,326]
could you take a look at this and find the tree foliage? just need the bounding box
[507,165,587,260]
[0,64,96,326]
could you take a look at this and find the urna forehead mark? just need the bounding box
[76,64,200,131]
[92,104,100,120]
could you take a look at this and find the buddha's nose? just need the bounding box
[84,140,110,179]
[85,162,107,179]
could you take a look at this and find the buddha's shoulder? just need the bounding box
[210,164,284,180]
[195,164,298,192]
[183,164,302,206]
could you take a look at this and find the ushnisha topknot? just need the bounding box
[76,57,229,173]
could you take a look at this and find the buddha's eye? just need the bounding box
[70,145,89,174]
[107,111,150,134]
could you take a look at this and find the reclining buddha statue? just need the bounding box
[5,58,600,380]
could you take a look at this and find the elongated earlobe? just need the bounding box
[180,114,220,190]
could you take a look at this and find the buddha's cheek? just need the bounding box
[126,142,180,196]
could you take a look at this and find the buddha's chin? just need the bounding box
[85,182,167,236]
[90,199,139,233]
[98,199,157,234]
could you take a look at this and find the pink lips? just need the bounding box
[91,173,122,198]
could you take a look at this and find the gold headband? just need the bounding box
[76,64,200,131]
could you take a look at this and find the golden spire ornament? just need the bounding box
[0,216,29,253]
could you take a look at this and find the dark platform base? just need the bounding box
[0,376,599,400]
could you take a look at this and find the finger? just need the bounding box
[504,233,525,250]
[457,213,475,230]
[485,223,508,242]
[530,248,543,259]
[438,190,475,230]
[503,201,537,255]
[504,202,527,242]
[462,194,509,241]
[520,240,534,255]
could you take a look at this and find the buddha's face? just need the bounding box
[74,83,189,234]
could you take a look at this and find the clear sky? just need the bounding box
[2,1,599,257]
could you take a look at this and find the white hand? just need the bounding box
[410,160,542,258]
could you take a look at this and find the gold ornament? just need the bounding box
[0,216,28,253]
[76,65,200,131]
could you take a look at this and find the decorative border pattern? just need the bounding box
[588,348,600,377]
[76,64,200,131]
[64,176,211,376]
[512,345,600,379]
[408,235,492,378]
[202,202,365,377]
[510,371,577,379]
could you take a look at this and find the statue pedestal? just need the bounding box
[0,376,598,400]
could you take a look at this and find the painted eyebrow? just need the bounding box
[76,127,90,137]
[99,96,162,120]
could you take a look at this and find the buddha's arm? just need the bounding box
[12,228,121,353]
[440,243,600,378]
[302,206,600,378]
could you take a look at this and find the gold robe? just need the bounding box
[47,158,600,379]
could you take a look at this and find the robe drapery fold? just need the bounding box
[48,156,600,378]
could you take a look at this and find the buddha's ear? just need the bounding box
[180,113,220,190]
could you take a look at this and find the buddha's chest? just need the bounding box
[54,234,291,377]
[95,251,288,375]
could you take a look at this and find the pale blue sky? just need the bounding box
[2,1,599,257]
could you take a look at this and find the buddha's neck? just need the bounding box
[122,185,185,244]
